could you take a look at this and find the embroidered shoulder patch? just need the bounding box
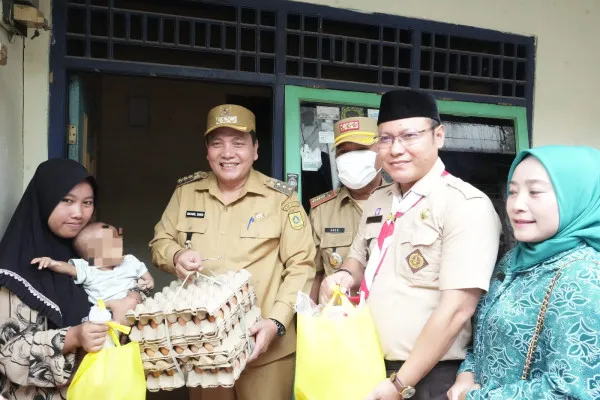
[309,190,337,209]
[266,179,294,196]
[288,211,305,230]
[177,171,209,186]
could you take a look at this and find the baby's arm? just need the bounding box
[105,289,142,324]
[31,257,77,278]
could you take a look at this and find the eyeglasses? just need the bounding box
[375,125,439,148]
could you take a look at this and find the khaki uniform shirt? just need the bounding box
[309,182,386,276]
[150,169,316,365]
[349,159,501,361]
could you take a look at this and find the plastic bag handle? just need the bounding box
[97,300,131,347]
[325,286,355,313]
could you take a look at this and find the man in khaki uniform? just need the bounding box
[320,90,501,400]
[308,117,387,301]
[150,104,316,400]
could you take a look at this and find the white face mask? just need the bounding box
[335,150,380,190]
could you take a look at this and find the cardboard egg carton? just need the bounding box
[140,305,261,370]
[125,270,262,390]
[186,345,251,389]
[146,367,186,392]
[125,270,255,323]
[145,322,255,391]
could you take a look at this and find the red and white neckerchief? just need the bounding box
[349,171,449,303]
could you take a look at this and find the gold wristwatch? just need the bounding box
[389,372,416,399]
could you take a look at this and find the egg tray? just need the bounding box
[146,329,254,391]
[140,306,261,371]
[125,270,255,325]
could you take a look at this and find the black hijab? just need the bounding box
[0,159,96,328]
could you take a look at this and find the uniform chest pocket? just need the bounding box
[176,218,209,234]
[321,232,353,249]
[365,224,383,259]
[399,224,441,287]
[240,216,281,239]
[401,225,439,246]
[175,219,209,247]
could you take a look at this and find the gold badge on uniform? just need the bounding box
[329,252,343,268]
[288,211,304,230]
[255,212,264,220]
[406,249,429,273]
[419,208,431,221]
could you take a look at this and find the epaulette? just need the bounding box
[446,176,484,200]
[266,178,294,196]
[177,171,209,186]
[372,180,394,193]
[309,189,338,209]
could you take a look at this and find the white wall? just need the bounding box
[299,0,600,148]
[23,0,51,187]
[0,30,24,236]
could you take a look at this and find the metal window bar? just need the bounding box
[64,0,532,100]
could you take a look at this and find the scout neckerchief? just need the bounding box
[350,170,449,303]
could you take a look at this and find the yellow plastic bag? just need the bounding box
[67,301,146,400]
[294,288,386,400]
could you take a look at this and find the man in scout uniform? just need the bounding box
[319,90,501,400]
[308,116,386,302]
[150,104,316,400]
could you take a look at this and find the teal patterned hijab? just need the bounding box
[507,145,600,271]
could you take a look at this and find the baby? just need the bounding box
[32,222,154,323]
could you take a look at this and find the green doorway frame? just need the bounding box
[284,85,530,200]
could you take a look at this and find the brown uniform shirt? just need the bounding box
[150,169,316,365]
[349,159,501,361]
[309,182,388,276]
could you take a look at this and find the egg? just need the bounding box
[203,343,214,352]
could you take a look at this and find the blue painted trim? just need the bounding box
[526,39,536,145]
[270,8,288,180]
[64,58,276,84]
[49,0,68,159]
[282,77,527,106]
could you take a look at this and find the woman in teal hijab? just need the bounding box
[447,145,600,400]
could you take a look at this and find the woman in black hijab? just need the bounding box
[0,159,108,400]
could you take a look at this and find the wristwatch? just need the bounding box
[389,372,416,399]
[269,318,286,336]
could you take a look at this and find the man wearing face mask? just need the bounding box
[308,117,386,302]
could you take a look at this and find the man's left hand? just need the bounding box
[247,319,279,363]
[364,380,401,400]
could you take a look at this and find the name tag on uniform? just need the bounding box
[366,215,383,224]
[324,227,345,233]
[186,211,205,218]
